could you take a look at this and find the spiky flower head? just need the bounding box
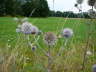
[88,9,96,18]
[44,32,57,46]
[92,64,96,72]
[62,28,73,38]
[76,0,83,4]
[21,22,39,34]
[31,25,39,34]
[88,0,96,6]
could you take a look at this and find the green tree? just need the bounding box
[32,0,49,17]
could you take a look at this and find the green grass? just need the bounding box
[0,17,96,72]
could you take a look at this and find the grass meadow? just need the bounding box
[0,17,96,72]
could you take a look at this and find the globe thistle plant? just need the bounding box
[44,32,57,46]
[62,28,73,38]
[21,22,39,35]
[88,9,96,18]
[88,0,96,7]
[31,25,39,34]
[76,0,84,4]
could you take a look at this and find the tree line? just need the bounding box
[49,11,90,18]
[0,0,90,18]
[0,0,49,17]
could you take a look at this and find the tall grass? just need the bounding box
[0,17,96,72]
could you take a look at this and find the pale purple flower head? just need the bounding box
[31,25,39,34]
[21,22,39,34]
[62,28,73,38]
[44,32,57,46]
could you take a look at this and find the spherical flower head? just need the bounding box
[88,0,96,6]
[77,0,83,4]
[31,25,39,34]
[92,64,96,72]
[44,32,57,46]
[88,9,96,18]
[62,28,73,38]
[21,22,39,35]
[21,22,33,34]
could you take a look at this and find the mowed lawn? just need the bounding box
[0,17,96,72]
[0,17,90,44]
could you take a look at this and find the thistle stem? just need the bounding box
[47,45,51,72]
[57,39,68,56]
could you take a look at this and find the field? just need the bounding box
[0,17,96,72]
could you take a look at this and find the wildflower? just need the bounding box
[31,46,37,51]
[86,50,92,55]
[76,0,83,4]
[31,25,39,34]
[44,32,57,46]
[21,22,39,34]
[62,28,73,38]
[92,64,96,72]
[88,0,96,6]
[88,9,96,18]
